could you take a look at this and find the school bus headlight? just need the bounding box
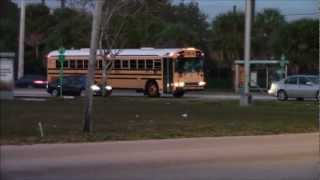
[174,82,185,87]
[105,85,112,91]
[198,81,206,86]
[90,84,101,91]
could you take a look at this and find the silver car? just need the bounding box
[268,75,320,101]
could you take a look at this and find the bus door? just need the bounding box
[163,58,173,93]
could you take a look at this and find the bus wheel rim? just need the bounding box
[148,85,157,96]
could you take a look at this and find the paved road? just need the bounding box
[14,88,277,101]
[1,133,319,180]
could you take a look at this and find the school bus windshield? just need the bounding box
[175,58,204,73]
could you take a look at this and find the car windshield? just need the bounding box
[175,58,203,73]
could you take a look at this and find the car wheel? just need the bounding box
[146,81,159,97]
[51,89,59,97]
[277,90,288,101]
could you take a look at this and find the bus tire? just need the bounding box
[146,81,159,97]
[173,89,184,98]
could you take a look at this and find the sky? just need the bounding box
[176,0,318,21]
[14,0,318,21]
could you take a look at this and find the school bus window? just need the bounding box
[70,60,75,69]
[114,60,121,69]
[56,60,61,68]
[98,60,102,69]
[138,60,145,69]
[154,61,161,70]
[77,60,83,69]
[146,60,153,69]
[84,60,88,69]
[63,60,69,68]
[122,60,129,69]
[130,60,137,69]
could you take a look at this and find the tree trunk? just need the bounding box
[83,0,104,133]
[101,56,108,96]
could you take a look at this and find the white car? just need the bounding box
[268,75,319,101]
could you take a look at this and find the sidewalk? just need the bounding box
[13,88,276,100]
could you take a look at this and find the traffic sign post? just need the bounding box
[280,54,289,79]
[58,48,65,97]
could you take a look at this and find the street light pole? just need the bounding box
[240,0,252,106]
[83,0,104,133]
[18,0,26,79]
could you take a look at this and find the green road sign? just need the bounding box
[279,54,289,79]
[58,48,65,97]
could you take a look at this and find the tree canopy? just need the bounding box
[2,0,318,78]
[0,0,19,52]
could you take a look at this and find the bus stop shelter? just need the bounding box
[234,60,289,93]
[0,52,15,99]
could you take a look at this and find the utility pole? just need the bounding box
[18,0,26,79]
[233,5,237,14]
[61,0,66,8]
[83,0,104,133]
[240,0,252,106]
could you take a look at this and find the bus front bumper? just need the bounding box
[183,86,205,91]
[183,82,205,91]
[173,86,205,92]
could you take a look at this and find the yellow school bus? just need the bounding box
[47,47,206,97]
